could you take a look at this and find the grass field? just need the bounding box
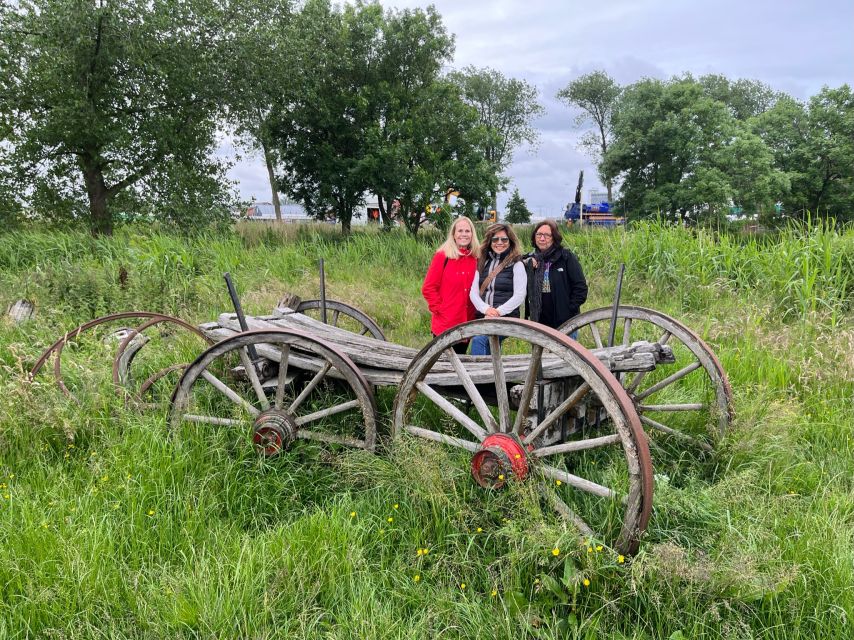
[0,220,852,639]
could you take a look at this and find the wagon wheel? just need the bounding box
[170,328,377,456]
[111,316,214,408]
[28,312,208,404]
[392,318,653,555]
[560,306,733,451]
[295,299,386,341]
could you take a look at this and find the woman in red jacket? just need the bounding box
[421,216,480,353]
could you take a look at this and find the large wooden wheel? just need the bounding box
[392,318,653,554]
[28,311,208,404]
[560,306,733,451]
[170,329,377,455]
[295,299,386,341]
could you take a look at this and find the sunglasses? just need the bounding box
[491,236,510,244]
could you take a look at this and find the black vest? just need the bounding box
[478,252,520,318]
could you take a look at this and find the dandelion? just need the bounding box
[3,494,8,500]
[422,548,430,555]
[8,474,14,479]
[617,555,625,564]
[555,479,562,486]
[587,546,593,553]
[147,509,155,516]
[413,574,421,583]
[491,589,498,597]
[387,517,394,523]
[417,549,424,556]
[393,504,399,510]
[101,475,109,483]
[350,511,356,518]
[460,583,466,590]
[552,548,560,556]
[583,578,590,587]
[41,522,48,529]
[476,527,483,533]
[498,474,504,481]
[595,545,603,552]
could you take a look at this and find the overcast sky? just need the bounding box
[225,0,854,217]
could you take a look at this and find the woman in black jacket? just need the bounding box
[525,220,588,329]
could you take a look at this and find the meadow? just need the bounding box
[0,220,852,639]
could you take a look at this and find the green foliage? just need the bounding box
[0,0,237,235]
[504,188,532,224]
[1,222,853,638]
[449,66,544,209]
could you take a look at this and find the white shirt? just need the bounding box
[469,261,527,316]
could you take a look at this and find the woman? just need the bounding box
[469,223,526,355]
[422,216,480,353]
[525,220,588,329]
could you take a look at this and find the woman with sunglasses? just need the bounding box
[422,216,481,353]
[468,223,527,355]
[525,220,588,329]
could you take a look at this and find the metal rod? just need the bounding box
[318,259,328,324]
[607,263,625,348]
[223,273,260,362]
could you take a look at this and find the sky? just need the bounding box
[224,0,854,218]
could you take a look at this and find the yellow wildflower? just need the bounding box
[147,509,155,516]
[393,504,399,510]
[552,548,560,556]
[498,474,504,481]
[617,555,625,564]
[460,583,466,590]
[583,578,590,587]
[596,545,603,552]
[414,574,421,583]
[491,589,498,597]
[417,549,424,556]
[476,527,482,533]
[387,517,394,523]
[587,546,593,553]
[556,479,562,486]
[350,511,356,518]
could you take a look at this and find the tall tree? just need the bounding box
[448,66,544,212]
[222,0,295,221]
[556,71,621,203]
[271,0,384,235]
[754,86,854,220]
[602,77,787,221]
[0,0,235,234]
[504,187,531,224]
[698,74,781,121]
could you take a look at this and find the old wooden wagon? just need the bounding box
[29,296,732,554]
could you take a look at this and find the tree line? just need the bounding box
[1,1,850,236]
[559,71,854,223]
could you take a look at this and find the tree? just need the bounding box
[504,188,531,224]
[556,71,621,203]
[448,66,544,212]
[754,86,854,220]
[602,77,787,222]
[698,74,781,121]
[0,0,235,234]
[222,1,295,222]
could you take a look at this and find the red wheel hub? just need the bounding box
[471,433,529,489]
[252,411,297,457]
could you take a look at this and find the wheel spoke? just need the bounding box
[274,344,291,410]
[542,484,594,537]
[490,337,511,432]
[183,414,245,427]
[200,370,259,417]
[288,362,331,413]
[625,370,648,393]
[415,381,487,441]
[404,425,480,452]
[331,309,341,326]
[639,403,705,412]
[446,348,498,432]
[532,433,621,458]
[238,347,269,411]
[539,464,617,500]
[294,399,361,426]
[635,361,702,401]
[512,345,543,435]
[622,317,632,347]
[523,382,590,445]
[640,415,714,452]
[589,322,604,349]
[659,331,672,345]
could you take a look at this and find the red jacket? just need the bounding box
[422,249,477,335]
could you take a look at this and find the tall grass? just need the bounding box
[0,220,852,638]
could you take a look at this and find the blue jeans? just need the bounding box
[470,334,507,355]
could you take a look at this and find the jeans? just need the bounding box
[470,334,507,355]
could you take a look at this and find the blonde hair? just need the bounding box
[439,216,480,260]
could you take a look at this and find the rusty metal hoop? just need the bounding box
[295,299,387,341]
[391,317,653,555]
[28,312,209,402]
[560,306,733,450]
[169,328,378,453]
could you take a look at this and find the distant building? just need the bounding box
[244,195,382,224]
